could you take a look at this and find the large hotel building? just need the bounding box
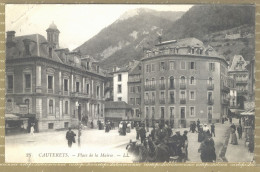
[5,23,111,132]
[141,38,231,128]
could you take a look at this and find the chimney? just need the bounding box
[6,31,15,42]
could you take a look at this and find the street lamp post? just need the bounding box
[75,101,81,147]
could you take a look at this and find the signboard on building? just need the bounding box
[19,104,28,114]
[244,101,255,110]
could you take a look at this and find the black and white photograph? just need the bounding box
[5,4,255,163]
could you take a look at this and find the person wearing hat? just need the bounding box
[66,127,76,148]
[182,130,189,161]
[171,131,185,160]
[155,122,168,143]
[211,123,215,137]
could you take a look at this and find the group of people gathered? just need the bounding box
[118,121,132,135]
[135,121,189,161]
[134,119,217,162]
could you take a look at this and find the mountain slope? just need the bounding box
[163,5,255,40]
[74,9,184,68]
[75,5,255,69]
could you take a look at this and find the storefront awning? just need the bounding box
[240,109,255,116]
[229,109,244,114]
[5,114,20,120]
[16,113,36,118]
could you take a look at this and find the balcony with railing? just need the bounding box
[150,84,156,90]
[180,98,186,104]
[237,90,248,96]
[71,92,91,99]
[144,47,206,59]
[160,83,166,90]
[230,104,239,108]
[207,99,214,105]
[144,85,150,91]
[180,83,186,90]
[47,89,53,94]
[207,84,214,90]
[150,99,156,105]
[160,98,166,104]
[222,99,229,105]
[144,99,150,105]
[236,79,248,84]
[169,84,175,90]
[63,90,69,96]
[221,85,230,93]
[7,88,13,94]
[145,84,156,91]
[169,98,175,104]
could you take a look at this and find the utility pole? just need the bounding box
[76,101,81,147]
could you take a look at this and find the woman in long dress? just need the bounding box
[230,127,238,145]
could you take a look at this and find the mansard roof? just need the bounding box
[6,34,63,63]
[145,37,226,61]
[6,33,108,77]
[113,60,141,74]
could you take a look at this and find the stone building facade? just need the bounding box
[228,55,249,109]
[112,60,142,121]
[141,38,231,128]
[5,23,110,132]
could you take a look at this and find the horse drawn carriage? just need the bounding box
[126,136,187,162]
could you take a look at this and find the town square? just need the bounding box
[5,4,255,163]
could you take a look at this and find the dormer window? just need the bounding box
[97,66,99,73]
[23,39,31,56]
[199,48,203,55]
[175,47,179,54]
[25,44,30,55]
[49,47,53,58]
[86,62,90,70]
[191,47,195,54]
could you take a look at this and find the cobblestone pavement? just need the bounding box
[5,121,243,163]
[225,119,254,162]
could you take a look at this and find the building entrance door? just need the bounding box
[180,107,186,128]
[78,104,81,121]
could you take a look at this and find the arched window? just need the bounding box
[24,99,29,105]
[160,77,165,87]
[145,79,149,86]
[151,78,155,87]
[191,47,195,54]
[190,76,195,85]
[169,76,174,89]
[181,76,185,84]
[209,77,213,85]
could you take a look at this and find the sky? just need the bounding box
[6,4,192,50]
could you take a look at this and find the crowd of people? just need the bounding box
[131,119,217,162]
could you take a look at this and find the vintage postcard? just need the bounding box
[4,4,255,163]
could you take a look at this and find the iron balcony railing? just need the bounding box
[207,84,214,90]
[160,98,166,104]
[180,98,186,104]
[71,92,91,98]
[207,99,214,105]
[180,83,186,90]
[169,98,175,104]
